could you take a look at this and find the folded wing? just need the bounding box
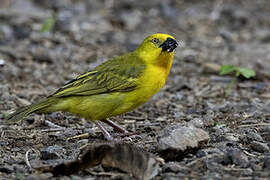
[51,53,145,97]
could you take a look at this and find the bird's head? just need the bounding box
[137,33,178,68]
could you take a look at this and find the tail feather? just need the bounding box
[6,98,55,123]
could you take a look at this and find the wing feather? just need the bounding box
[50,53,145,97]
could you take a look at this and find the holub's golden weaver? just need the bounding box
[7,33,178,140]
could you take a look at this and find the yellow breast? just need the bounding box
[110,63,168,117]
[137,64,167,97]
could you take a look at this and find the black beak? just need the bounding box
[159,38,178,52]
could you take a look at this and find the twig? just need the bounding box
[79,143,89,150]
[243,150,258,157]
[67,133,90,141]
[1,130,5,137]
[223,166,251,171]
[89,171,126,177]
[186,153,225,167]
[41,128,65,132]
[237,123,270,128]
[25,149,32,170]
[44,120,65,129]
[123,116,146,121]
[238,178,253,180]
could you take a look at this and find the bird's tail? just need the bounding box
[6,98,55,123]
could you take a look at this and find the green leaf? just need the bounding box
[40,17,55,33]
[237,68,256,79]
[1,112,9,119]
[220,65,235,75]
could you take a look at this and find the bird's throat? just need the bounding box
[156,53,174,78]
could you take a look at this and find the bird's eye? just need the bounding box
[152,38,159,44]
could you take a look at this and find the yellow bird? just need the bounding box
[7,33,178,140]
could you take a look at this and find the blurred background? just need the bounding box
[1,0,270,92]
[1,0,270,179]
[1,0,270,108]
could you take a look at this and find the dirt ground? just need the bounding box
[1,0,270,179]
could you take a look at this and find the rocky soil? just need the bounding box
[0,0,270,179]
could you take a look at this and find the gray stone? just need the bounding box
[202,172,222,180]
[40,145,63,160]
[26,173,53,180]
[246,132,264,142]
[157,124,209,159]
[250,141,270,153]
[162,162,189,174]
[263,156,270,170]
[188,118,204,128]
[0,164,13,173]
[242,168,253,176]
[224,134,239,142]
[227,149,249,168]
[161,173,182,180]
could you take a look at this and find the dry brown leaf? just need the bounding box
[38,142,161,180]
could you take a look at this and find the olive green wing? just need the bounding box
[50,53,145,97]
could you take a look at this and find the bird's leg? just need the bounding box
[100,119,141,141]
[100,119,128,134]
[95,121,113,141]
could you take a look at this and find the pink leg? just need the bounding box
[95,121,113,141]
[100,119,128,134]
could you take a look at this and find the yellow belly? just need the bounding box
[110,64,167,117]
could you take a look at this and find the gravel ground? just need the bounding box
[1,0,270,179]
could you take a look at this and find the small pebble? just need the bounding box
[188,118,204,128]
[162,162,183,173]
[40,145,63,160]
[224,134,239,142]
[227,149,249,168]
[263,156,270,170]
[250,141,269,153]
[0,59,5,66]
[246,132,264,142]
